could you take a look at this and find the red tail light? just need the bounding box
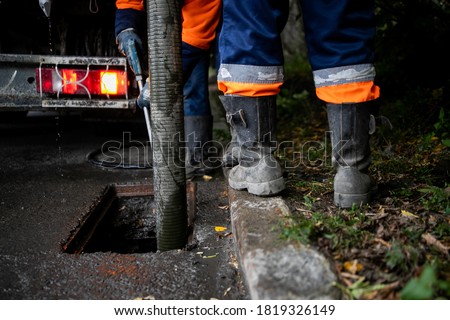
[36,67,127,97]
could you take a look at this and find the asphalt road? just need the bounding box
[0,111,248,300]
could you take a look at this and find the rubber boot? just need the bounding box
[222,96,279,168]
[184,115,216,178]
[222,125,239,168]
[220,95,285,196]
[327,102,378,208]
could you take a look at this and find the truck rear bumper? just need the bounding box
[0,54,135,110]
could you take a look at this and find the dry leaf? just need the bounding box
[229,254,239,269]
[223,287,232,296]
[203,175,213,181]
[343,260,364,274]
[218,232,233,239]
[134,295,155,300]
[374,237,391,248]
[422,233,449,255]
[215,226,227,232]
[340,272,362,281]
[401,209,419,218]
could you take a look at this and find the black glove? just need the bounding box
[137,77,150,109]
[116,28,144,76]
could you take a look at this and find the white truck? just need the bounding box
[0,0,139,118]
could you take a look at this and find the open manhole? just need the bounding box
[62,182,196,254]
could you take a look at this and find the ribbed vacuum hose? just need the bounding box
[147,0,187,251]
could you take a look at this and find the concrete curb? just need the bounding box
[227,187,342,300]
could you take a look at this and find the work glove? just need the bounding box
[137,77,150,109]
[39,0,52,17]
[116,28,144,77]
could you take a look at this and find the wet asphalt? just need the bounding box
[0,111,248,300]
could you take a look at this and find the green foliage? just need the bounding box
[385,241,407,271]
[334,278,388,300]
[277,90,312,119]
[213,128,231,144]
[280,208,372,250]
[390,187,414,198]
[418,184,450,214]
[277,0,450,299]
[400,265,437,299]
[431,107,450,147]
[294,180,329,194]
[398,255,450,300]
[385,240,422,273]
[276,54,322,126]
[434,220,450,238]
[302,195,316,211]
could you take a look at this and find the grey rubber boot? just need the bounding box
[327,101,378,208]
[220,95,285,196]
[184,115,216,178]
[222,99,278,168]
[222,125,239,168]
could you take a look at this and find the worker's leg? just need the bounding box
[217,0,289,196]
[300,0,380,208]
[183,49,215,178]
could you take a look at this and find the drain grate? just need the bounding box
[62,182,196,254]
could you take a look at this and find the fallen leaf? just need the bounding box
[134,295,156,300]
[218,232,233,239]
[340,272,361,280]
[296,207,313,213]
[223,287,232,296]
[343,260,364,274]
[374,237,391,248]
[422,233,449,256]
[203,253,219,259]
[445,186,450,195]
[215,226,227,232]
[401,209,419,218]
[229,254,239,269]
[203,175,213,181]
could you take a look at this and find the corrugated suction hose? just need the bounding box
[147,0,187,251]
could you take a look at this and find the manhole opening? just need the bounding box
[62,182,196,254]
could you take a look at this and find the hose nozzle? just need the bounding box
[39,0,52,18]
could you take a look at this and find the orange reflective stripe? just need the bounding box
[182,0,221,49]
[116,0,144,11]
[217,81,283,97]
[315,81,380,104]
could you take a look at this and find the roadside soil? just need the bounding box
[277,106,450,300]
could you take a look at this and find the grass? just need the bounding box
[276,57,450,300]
[281,162,449,299]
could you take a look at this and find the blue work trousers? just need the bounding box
[218,0,377,99]
[182,42,212,117]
